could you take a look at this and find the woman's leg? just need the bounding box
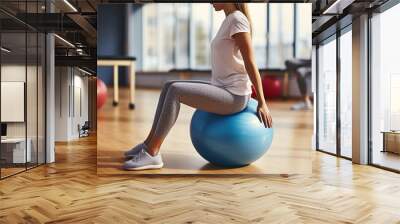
[125,80,211,157]
[291,67,312,110]
[296,72,307,97]
[146,82,249,156]
[144,80,210,145]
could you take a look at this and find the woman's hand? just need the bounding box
[257,102,273,128]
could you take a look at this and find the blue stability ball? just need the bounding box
[190,99,274,167]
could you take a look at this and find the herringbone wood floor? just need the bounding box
[1,88,400,223]
[1,135,400,223]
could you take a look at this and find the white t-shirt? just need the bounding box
[210,10,252,96]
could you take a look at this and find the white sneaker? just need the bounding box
[124,142,146,158]
[290,102,313,111]
[123,149,164,171]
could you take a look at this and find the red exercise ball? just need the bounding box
[251,85,257,99]
[262,76,282,99]
[97,78,107,110]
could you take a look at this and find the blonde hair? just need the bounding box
[234,3,252,37]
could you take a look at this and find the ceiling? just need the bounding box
[1,0,393,45]
[0,0,394,72]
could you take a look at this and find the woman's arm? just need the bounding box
[232,32,273,128]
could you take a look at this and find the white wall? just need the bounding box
[54,67,89,141]
[55,66,69,141]
[71,73,89,138]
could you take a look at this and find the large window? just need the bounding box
[191,4,211,69]
[370,3,400,171]
[268,4,294,68]
[315,27,353,159]
[140,3,311,71]
[175,3,190,69]
[295,4,312,59]
[317,36,337,154]
[249,5,267,68]
[158,5,175,70]
[142,4,158,70]
[142,4,178,70]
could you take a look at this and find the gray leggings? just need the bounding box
[144,80,250,149]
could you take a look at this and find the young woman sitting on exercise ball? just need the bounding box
[123,3,273,170]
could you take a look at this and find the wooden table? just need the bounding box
[97,56,136,109]
[1,138,32,164]
[382,131,400,154]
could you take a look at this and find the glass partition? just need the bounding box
[27,29,38,169]
[339,28,352,158]
[1,27,28,178]
[315,26,354,159]
[0,1,46,179]
[317,36,337,154]
[370,3,400,171]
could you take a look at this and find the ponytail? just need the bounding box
[234,3,252,37]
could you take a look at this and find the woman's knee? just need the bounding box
[163,83,184,102]
[163,80,177,89]
[168,82,183,95]
[160,80,179,94]
[164,80,179,86]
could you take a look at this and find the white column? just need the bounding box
[46,33,55,163]
[352,14,369,164]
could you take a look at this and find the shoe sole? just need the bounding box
[124,163,164,171]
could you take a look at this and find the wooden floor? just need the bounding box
[1,134,400,222]
[372,151,400,171]
[98,88,312,175]
[1,167,26,178]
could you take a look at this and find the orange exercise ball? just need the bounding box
[97,78,107,110]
